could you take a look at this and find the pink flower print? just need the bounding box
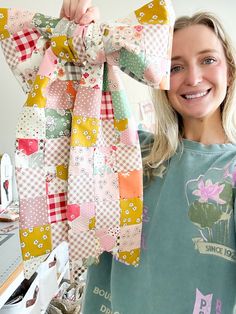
[192,179,226,204]
[134,25,144,32]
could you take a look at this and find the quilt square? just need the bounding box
[96,120,119,147]
[111,90,131,120]
[1,37,19,69]
[8,8,35,34]
[16,168,46,199]
[95,200,120,229]
[51,221,69,248]
[46,79,76,109]
[68,229,97,260]
[71,115,99,147]
[20,196,48,229]
[15,138,45,168]
[20,224,52,261]
[118,248,140,266]
[13,28,41,61]
[116,145,142,172]
[25,75,50,108]
[119,224,142,251]
[16,107,46,139]
[120,198,143,226]
[118,170,143,199]
[100,91,114,119]
[47,192,67,223]
[94,172,119,202]
[74,86,101,118]
[94,146,117,175]
[47,175,68,195]
[45,137,70,166]
[68,173,95,204]
[45,108,72,139]
[143,24,169,58]
[69,146,94,176]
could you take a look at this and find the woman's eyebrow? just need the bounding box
[171,49,219,61]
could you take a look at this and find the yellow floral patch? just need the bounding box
[135,0,168,25]
[120,198,143,226]
[71,115,99,147]
[89,217,96,230]
[51,35,78,62]
[20,225,52,261]
[0,9,10,40]
[26,75,50,108]
[118,248,140,266]
[56,164,68,180]
[114,118,128,131]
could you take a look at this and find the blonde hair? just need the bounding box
[143,12,236,181]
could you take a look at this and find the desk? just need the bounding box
[0,222,23,309]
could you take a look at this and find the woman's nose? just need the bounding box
[185,65,202,86]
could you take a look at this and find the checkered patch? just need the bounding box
[13,28,41,62]
[101,91,114,119]
[47,192,68,223]
[96,120,119,147]
[63,62,82,81]
[116,144,142,172]
[45,137,70,167]
[67,173,95,204]
[72,32,86,63]
[95,201,120,230]
[1,38,19,69]
[51,221,69,248]
[47,176,68,195]
[16,168,46,199]
[68,229,98,261]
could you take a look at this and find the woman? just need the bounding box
[61,1,236,313]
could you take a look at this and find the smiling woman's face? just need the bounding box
[167,24,229,121]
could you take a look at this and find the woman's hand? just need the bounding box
[60,0,100,24]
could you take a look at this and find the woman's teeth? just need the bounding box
[184,90,209,99]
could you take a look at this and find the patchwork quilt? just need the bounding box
[0,0,175,279]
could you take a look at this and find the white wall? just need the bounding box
[0,0,236,185]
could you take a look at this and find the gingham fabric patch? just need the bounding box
[95,201,120,229]
[51,221,69,248]
[45,137,70,167]
[16,168,46,199]
[101,91,114,119]
[1,37,19,69]
[13,28,41,61]
[68,173,95,204]
[47,192,67,223]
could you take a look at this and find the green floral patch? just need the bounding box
[119,48,146,81]
[111,90,131,120]
[45,109,72,139]
[32,13,60,38]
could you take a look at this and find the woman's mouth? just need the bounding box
[181,89,211,100]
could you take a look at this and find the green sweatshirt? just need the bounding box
[82,132,236,314]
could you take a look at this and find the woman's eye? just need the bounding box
[170,65,183,73]
[203,57,216,65]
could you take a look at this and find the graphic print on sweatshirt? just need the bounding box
[185,161,236,263]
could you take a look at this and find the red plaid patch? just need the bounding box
[47,192,68,223]
[101,91,114,119]
[13,28,40,61]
